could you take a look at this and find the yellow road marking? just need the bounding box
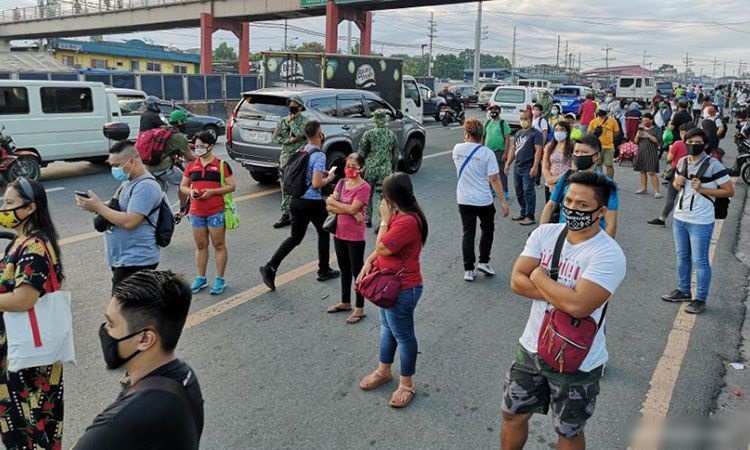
[629,219,725,449]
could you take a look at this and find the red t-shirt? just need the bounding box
[376,213,423,289]
[669,141,688,169]
[579,100,597,126]
[184,157,233,216]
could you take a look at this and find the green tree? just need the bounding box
[213,42,237,62]
[294,41,325,53]
[401,55,428,77]
[433,53,465,79]
[657,64,675,73]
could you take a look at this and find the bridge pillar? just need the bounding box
[0,39,10,52]
[325,1,372,55]
[200,13,250,75]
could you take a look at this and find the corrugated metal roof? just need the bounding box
[50,38,200,64]
[0,52,73,72]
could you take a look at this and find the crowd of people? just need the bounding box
[0,77,740,449]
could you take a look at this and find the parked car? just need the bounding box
[453,85,479,106]
[553,85,595,114]
[478,83,502,110]
[488,85,553,128]
[418,84,446,121]
[226,87,426,185]
[656,81,676,98]
[157,102,226,140]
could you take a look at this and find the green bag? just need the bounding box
[220,161,240,230]
[662,128,674,149]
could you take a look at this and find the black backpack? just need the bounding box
[283,147,321,198]
[701,118,720,151]
[144,194,175,247]
[679,157,730,219]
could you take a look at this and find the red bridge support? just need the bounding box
[200,13,250,74]
[325,0,372,55]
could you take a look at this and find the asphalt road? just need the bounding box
[30,111,748,449]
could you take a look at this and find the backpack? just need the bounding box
[701,118,720,151]
[283,147,321,198]
[678,157,730,219]
[135,127,176,166]
[535,117,553,143]
[611,117,625,148]
[144,193,175,247]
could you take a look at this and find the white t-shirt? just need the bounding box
[533,116,549,134]
[673,155,731,225]
[518,223,627,372]
[453,142,499,207]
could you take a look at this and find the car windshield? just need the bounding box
[237,95,291,119]
[495,89,525,103]
[480,85,499,92]
[554,88,580,97]
[118,96,145,114]
[657,83,672,90]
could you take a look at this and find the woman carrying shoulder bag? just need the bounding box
[0,178,65,449]
[325,153,371,324]
[357,172,428,409]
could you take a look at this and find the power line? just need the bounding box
[602,44,614,70]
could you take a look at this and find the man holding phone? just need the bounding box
[260,121,340,290]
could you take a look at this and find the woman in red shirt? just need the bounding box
[180,132,236,295]
[357,172,428,409]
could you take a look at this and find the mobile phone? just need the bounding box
[74,191,90,198]
[328,166,337,173]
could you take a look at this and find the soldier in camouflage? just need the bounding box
[272,96,309,228]
[359,109,399,227]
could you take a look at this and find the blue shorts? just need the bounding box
[190,211,225,229]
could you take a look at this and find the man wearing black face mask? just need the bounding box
[482,104,511,200]
[539,135,620,238]
[75,270,204,450]
[273,96,309,229]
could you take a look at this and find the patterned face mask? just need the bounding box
[562,205,602,231]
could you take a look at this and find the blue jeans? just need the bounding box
[673,219,714,301]
[379,286,423,377]
[190,211,225,229]
[513,163,536,219]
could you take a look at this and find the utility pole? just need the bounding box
[712,57,719,79]
[473,1,482,87]
[578,52,581,72]
[427,12,437,78]
[724,61,727,78]
[563,39,569,70]
[555,35,560,68]
[739,60,745,78]
[642,49,651,68]
[347,21,352,54]
[283,19,288,51]
[602,44,614,70]
[683,52,693,81]
[511,26,517,83]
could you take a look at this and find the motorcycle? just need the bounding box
[0,126,42,182]
[729,131,750,184]
[439,103,466,127]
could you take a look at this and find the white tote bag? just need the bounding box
[3,238,75,372]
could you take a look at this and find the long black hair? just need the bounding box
[553,120,574,160]
[11,178,63,280]
[381,172,428,245]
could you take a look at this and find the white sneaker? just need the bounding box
[464,270,476,282]
[477,263,496,276]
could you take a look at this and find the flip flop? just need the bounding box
[346,314,366,324]
[388,385,416,408]
[359,370,392,391]
[326,304,352,314]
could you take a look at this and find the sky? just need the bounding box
[2,0,749,76]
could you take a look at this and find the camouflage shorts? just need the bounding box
[501,345,603,438]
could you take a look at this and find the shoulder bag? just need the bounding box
[220,161,240,230]
[4,238,75,372]
[536,228,607,373]
[458,144,483,179]
[323,179,344,234]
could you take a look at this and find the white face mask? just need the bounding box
[551,108,559,115]
[554,131,567,141]
[195,145,210,157]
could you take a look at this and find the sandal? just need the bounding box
[388,385,416,408]
[346,313,366,324]
[326,304,352,314]
[359,370,392,391]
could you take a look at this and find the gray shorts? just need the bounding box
[154,166,184,186]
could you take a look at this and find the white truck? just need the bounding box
[616,76,656,105]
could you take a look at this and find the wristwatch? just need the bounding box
[379,221,389,228]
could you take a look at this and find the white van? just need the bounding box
[106,87,146,139]
[0,80,130,167]
[616,76,656,104]
[489,85,553,127]
[518,79,551,89]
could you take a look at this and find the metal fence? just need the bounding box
[0,0,196,24]
[0,71,259,102]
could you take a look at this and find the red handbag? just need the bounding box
[537,229,608,373]
[355,267,404,309]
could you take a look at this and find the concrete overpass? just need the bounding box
[0,0,479,73]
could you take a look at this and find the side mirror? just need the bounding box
[396,110,404,119]
[103,122,131,141]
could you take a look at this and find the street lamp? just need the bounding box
[421,44,427,76]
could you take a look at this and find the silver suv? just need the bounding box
[226,87,426,184]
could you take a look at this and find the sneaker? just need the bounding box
[476,263,496,276]
[661,289,692,302]
[646,218,666,226]
[464,270,476,282]
[273,214,291,229]
[654,192,663,199]
[191,276,208,294]
[210,277,226,295]
[684,300,706,314]
[511,214,525,221]
[317,268,341,282]
[259,265,276,291]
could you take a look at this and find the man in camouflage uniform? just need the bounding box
[272,96,308,228]
[359,109,399,227]
[538,90,554,118]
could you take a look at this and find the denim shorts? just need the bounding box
[190,211,225,229]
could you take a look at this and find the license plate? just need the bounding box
[241,129,272,143]
[502,107,514,113]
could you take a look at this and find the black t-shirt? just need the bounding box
[670,110,693,141]
[74,359,204,450]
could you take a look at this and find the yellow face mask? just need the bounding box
[0,205,28,229]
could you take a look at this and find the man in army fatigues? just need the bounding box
[359,109,399,227]
[272,96,308,228]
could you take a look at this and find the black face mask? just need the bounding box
[687,143,705,156]
[99,323,148,370]
[562,205,601,231]
[489,111,499,119]
[289,106,299,115]
[573,154,596,171]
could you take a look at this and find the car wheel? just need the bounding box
[742,162,750,185]
[399,138,423,174]
[202,125,218,139]
[8,156,41,182]
[249,169,278,185]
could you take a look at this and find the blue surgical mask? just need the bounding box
[111,166,128,182]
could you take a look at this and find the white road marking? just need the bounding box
[44,187,65,193]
